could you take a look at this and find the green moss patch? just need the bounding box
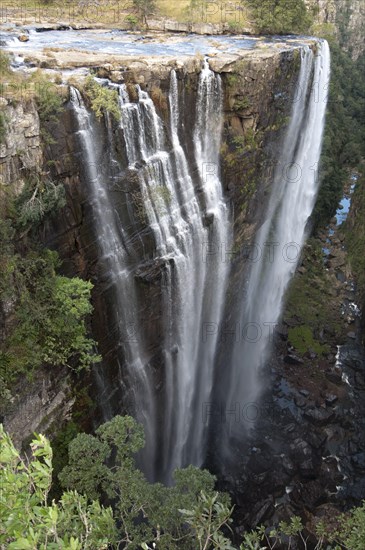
[288,325,330,356]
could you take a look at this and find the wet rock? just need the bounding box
[203,212,215,227]
[305,348,317,359]
[324,393,338,406]
[347,331,356,339]
[290,438,312,460]
[134,258,173,284]
[304,408,335,426]
[300,458,318,478]
[247,453,272,475]
[340,344,365,371]
[295,395,307,408]
[171,344,179,355]
[275,324,288,340]
[291,480,325,509]
[320,456,344,490]
[299,389,310,397]
[306,430,327,450]
[248,497,275,529]
[283,422,296,434]
[272,469,291,495]
[281,455,296,475]
[341,478,365,503]
[284,354,304,365]
[18,34,29,42]
[326,370,343,384]
[355,372,365,389]
[351,452,365,471]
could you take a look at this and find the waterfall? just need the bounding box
[69,41,330,478]
[220,41,331,449]
[70,61,231,482]
[69,86,158,480]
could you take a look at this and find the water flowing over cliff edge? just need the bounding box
[52,37,330,482]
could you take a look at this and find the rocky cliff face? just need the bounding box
[2,36,363,529]
[1,40,304,447]
[38,45,304,429]
[0,99,75,446]
[306,0,365,59]
[0,100,41,194]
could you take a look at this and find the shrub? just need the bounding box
[125,14,139,29]
[84,76,121,121]
[0,110,7,145]
[15,175,66,228]
[31,70,63,124]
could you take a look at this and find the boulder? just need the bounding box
[284,353,304,365]
[304,408,335,426]
[325,370,342,384]
[351,452,365,472]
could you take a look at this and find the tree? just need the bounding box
[0,424,117,549]
[0,247,100,402]
[16,175,66,229]
[246,0,312,34]
[132,0,156,27]
[1,422,365,549]
[59,415,232,549]
[179,492,235,550]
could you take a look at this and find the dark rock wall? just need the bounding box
[38,50,302,429]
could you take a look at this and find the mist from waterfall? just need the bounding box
[219,41,331,450]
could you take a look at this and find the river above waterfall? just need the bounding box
[1,27,316,59]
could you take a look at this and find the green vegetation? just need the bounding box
[288,325,330,356]
[125,14,139,29]
[0,425,117,549]
[1,421,365,549]
[15,174,66,228]
[226,74,239,88]
[0,241,100,400]
[247,0,312,34]
[345,167,365,333]
[151,184,172,212]
[0,54,64,146]
[232,96,251,112]
[130,189,148,224]
[84,76,120,121]
[57,415,234,549]
[284,238,343,350]
[133,0,156,26]
[0,50,10,74]
[150,85,168,115]
[0,165,99,402]
[0,110,7,144]
[314,45,365,228]
[31,70,63,126]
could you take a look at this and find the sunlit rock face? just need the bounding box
[305,0,365,59]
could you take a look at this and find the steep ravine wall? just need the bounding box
[0,101,75,444]
[1,46,302,446]
[43,48,303,431]
[306,0,365,59]
[2,43,365,530]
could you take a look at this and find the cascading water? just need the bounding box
[70,41,330,479]
[70,61,231,482]
[219,41,331,450]
[69,87,158,480]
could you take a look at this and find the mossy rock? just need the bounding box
[288,325,330,356]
